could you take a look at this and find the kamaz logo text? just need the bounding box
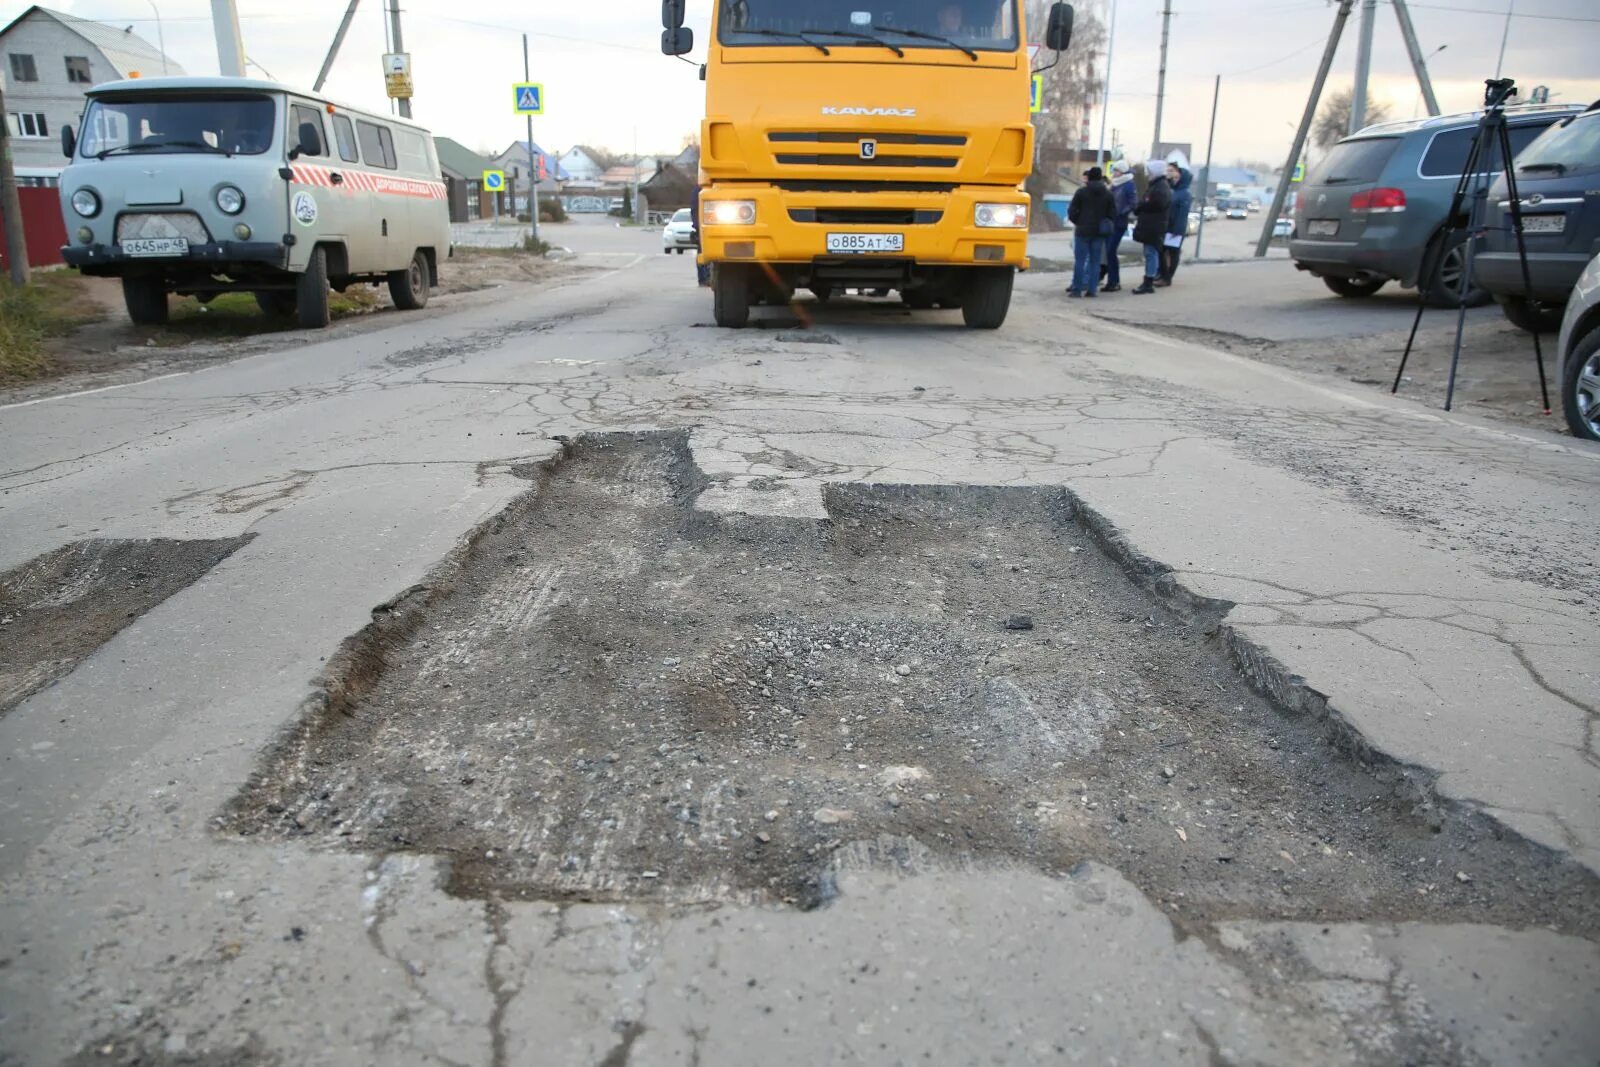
[822,106,917,117]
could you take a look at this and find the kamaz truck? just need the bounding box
[662,1,1074,329]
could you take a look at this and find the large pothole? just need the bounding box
[225,432,1599,931]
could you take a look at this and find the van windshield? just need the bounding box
[1515,114,1600,175]
[78,94,276,158]
[718,0,1019,51]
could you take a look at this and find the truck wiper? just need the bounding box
[871,24,979,61]
[807,29,906,57]
[732,28,834,55]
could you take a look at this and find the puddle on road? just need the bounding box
[225,433,1599,932]
[0,537,251,715]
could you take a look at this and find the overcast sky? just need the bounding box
[4,0,1597,166]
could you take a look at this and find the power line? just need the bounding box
[1393,1,1600,21]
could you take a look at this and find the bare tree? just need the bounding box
[1026,0,1107,207]
[1312,86,1392,147]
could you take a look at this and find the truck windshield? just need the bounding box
[718,0,1018,52]
[78,94,276,158]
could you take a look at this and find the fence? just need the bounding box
[0,187,68,270]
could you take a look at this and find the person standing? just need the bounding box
[1066,166,1116,299]
[1131,160,1172,295]
[1158,161,1193,287]
[1103,162,1137,293]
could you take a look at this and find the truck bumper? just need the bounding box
[697,185,1029,269]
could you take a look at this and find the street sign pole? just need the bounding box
[1194,75,1220,260]
[523,34,539,246]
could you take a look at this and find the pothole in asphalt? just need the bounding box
[224,433,1599,932]
[0,536,252,716]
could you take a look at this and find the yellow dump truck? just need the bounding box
[662,1,1075,329]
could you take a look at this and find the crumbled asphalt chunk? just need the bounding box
[227,432,1600,931]
[1004,614,1035,631]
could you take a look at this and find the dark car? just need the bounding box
[1476,101,1600,333]
[1290,103,1584,307]
[1556,252,1600,440]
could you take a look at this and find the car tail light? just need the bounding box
[1294,191,1304,215]
[1350,187,1406,213]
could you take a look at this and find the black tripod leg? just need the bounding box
[1500,122,1553,414]
[1393,301,1427,393]
[1442,126,1490,412]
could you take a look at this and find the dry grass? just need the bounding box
[151,286,383,345]
[0,272,106,383]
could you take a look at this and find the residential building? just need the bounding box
[434,136,495,223]
[558,145,605,182]
[1,4,185,183]
[487,141,567,212]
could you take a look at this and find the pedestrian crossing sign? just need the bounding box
[1291,161,1305,183]
[1030,74,1043,114]
[513,83,545,115]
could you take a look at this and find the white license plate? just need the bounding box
[121,238,190,258]
[826,232,905,255]
[1308,219,1339,236]
[1520,215,1564,234]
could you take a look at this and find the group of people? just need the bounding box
[1065,159,1193,298]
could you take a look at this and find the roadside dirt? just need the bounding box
[0,537,251,715]
[226,432,1600,935]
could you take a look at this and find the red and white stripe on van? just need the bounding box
[288,163,447,201]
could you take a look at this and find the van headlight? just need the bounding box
[975,203,1027,228]
[707,200,756,225]
[70,188,101,218]
[215,186,246,215]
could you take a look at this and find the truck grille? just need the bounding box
[116,212,212,244]
[767,131,967,172]
[768,131,967,147]
[789,208,943,225]
[774,153,959,169]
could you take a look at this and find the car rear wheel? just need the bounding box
[121,276,169,326]
[1420,232,1491,309]
[1497,295,1564,334]
[1323,275,1387,298]
[1562,329,1600,441]
[254,290,296,317]
[388,251,430,311]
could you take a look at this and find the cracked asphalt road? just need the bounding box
[0,221,1597,1065]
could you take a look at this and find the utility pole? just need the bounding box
[1151,0,1172,156]
[1193,75,1220,260]
[387,0,411,119]
[1095,0,1118,168]
[211,0,247,77]
[1392,0,1440,117]
[523,34,539,246]
[1256,0,1356,257]
[1350,0,1377,133]
[0,80,31,286]
[314,0,362,92]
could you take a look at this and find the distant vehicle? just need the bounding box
[1290,102,1583,306]
[1247,201,1261,213]
[1476,102,1600,333]
[1273,217,1294,239]
[1201,205,1219,221]
[1555,251,1600,439]
[57,76,449,330]
[1226,205,1249,220]
[1187,212,1201,235]
[662,207,696,253]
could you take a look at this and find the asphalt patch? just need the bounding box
[0,537,251,715]
[226,433,1600,931]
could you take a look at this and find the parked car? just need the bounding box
[1201,204,1219,221]
[1475,101,1600,333]
[1273,216,1294,240]
[1247,201,1261,213]
[662,207,696,253]
[1290,103,1584,306]
[1226,205,1249,220]
[1186,212,1201,236]
[1556,251,1600,439]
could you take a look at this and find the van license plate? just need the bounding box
[1520,215,1564,234]
[826,233,904,254]
[1308,219,1339,236]
[121,238,190,257]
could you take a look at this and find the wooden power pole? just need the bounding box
[0,80,32,287]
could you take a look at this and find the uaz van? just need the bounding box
[57,77,450,329]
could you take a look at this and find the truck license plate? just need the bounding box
[826,233,905,254]
[1308,219,1339,236]
[1520,215,1564,234]
[121,238,190,257]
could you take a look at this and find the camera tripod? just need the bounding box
[1391,78,1551,414]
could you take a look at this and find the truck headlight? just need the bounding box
[70,188,101,218]
[707,200,756,225]
[215,186,246,215]
[975,203,1027,228]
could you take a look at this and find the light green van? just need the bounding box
[58,76,451,329]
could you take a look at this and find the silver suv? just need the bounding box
[1290,103,1583,307]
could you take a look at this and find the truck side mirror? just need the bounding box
[1046,3,1074,52]
[662,0,686,29]
[662,26,695,56]
[61,124,77,159]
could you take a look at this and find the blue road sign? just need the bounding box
[513,83,545,115]
[482,170,506,192]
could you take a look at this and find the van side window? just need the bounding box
[357,120,397,170]
[290,104,327,157]
[331,114,359,163]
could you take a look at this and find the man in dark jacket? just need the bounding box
[1159,162,1193,286]
[1066,166,1117,298]
[1102,162,1137,292]
[1131,160,1172,295]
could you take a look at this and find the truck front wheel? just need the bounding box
[961,268,1014,329]
[122,276,169,326]
[713,264,750,328]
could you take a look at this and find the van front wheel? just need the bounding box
[389,251,431,311]
[122,276,169,326]
[297,248,332,329]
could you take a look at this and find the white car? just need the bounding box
[1272,216,1294,239]
[662,208,695,253]
[1201,205,1219,221]
[1226,205,1249,220]
[1247,201,1261,213]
